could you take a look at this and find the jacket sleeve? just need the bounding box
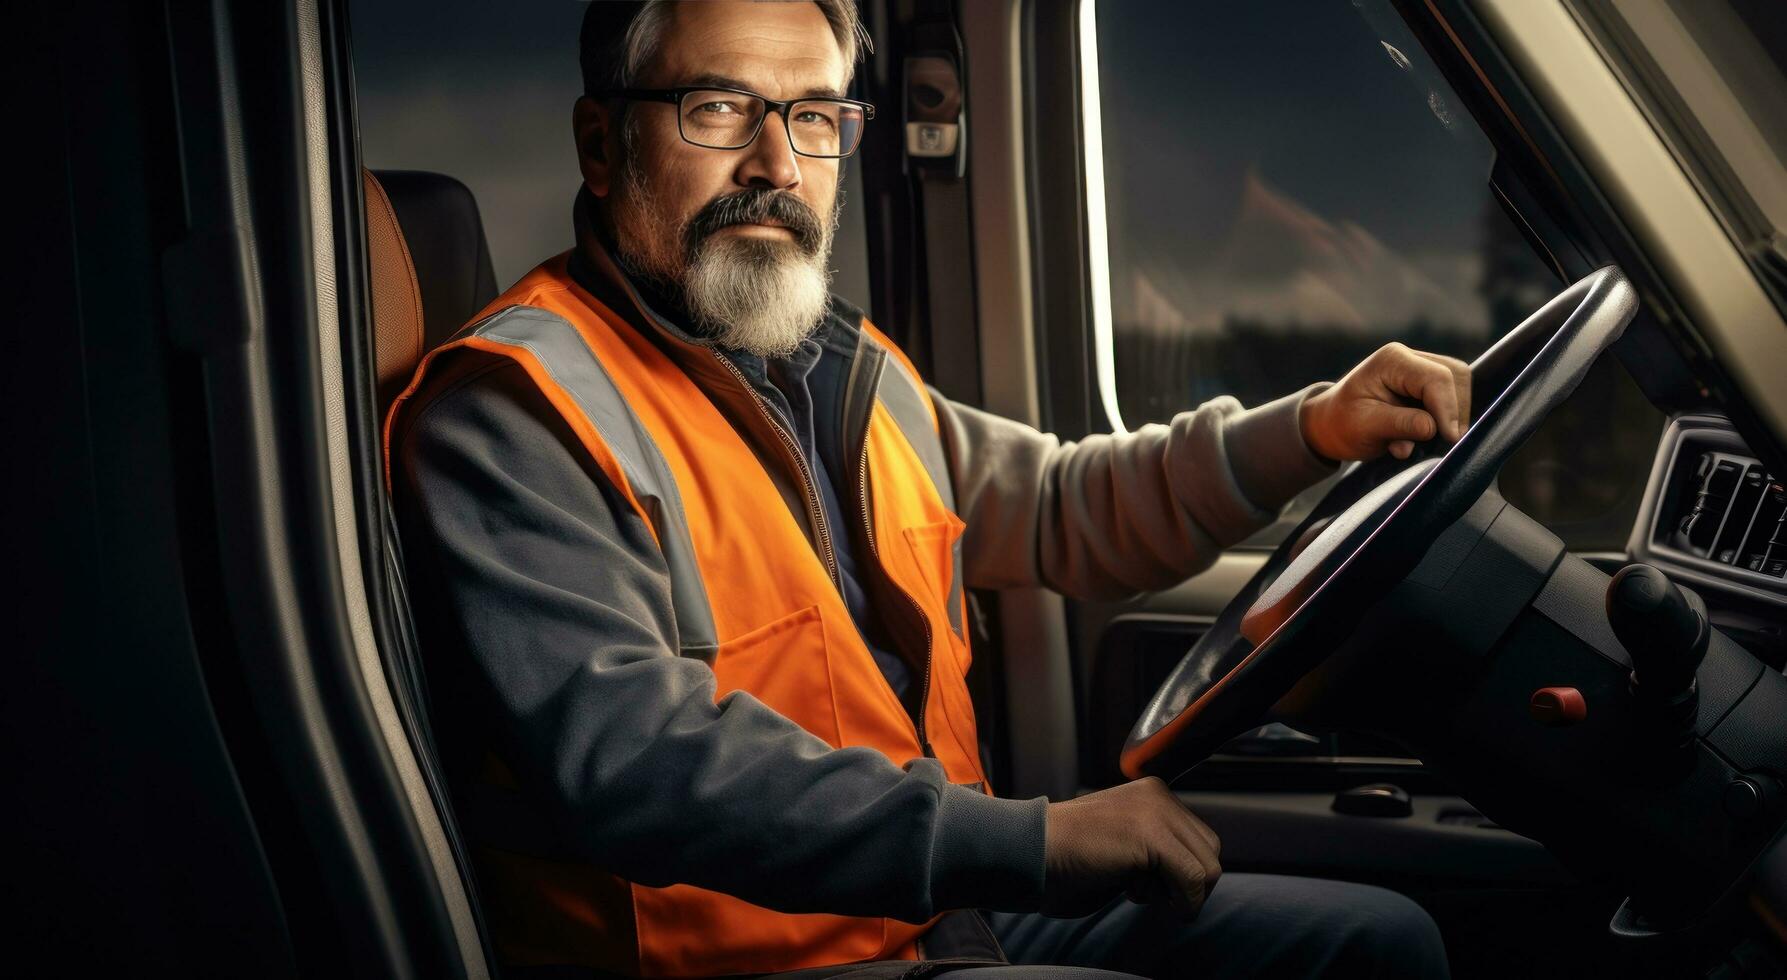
[390,358,1047,921]
[935,385,1338,599]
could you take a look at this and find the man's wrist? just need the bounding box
[1223,382,1339,516]
[1297,385,1342,467]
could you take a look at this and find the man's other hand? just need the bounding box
[1042,777,1222,921]
[1299,343,1472,462]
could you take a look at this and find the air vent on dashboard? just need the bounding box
[1659,449,1786,579]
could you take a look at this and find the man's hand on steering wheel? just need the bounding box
[1300,343,1473,462]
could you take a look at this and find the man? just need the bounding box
[388,2,1466,977]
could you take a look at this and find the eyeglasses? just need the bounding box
[603,86,875,159]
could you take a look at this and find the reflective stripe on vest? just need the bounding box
[470,306,720,658]
[385,253,984,977]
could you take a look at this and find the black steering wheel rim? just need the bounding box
[1120,266,1640,782]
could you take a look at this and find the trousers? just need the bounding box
[511,873,1448,980]
[972,873,1449,980]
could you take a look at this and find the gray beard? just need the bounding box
[609,146,837,358]
[679,235,832,358]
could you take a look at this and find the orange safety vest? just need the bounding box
[386,254,989,977]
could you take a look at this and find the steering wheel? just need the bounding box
[1121,266,1640,782]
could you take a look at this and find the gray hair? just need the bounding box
[580,1,871,95]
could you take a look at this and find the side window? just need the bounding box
[348,0,872,309]
[1084,0,1661,550]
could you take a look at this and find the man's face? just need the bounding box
[584,1,849,357]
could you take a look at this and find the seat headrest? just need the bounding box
[373,170,498,352]
[363,168,499,413]
[363,169,426,411]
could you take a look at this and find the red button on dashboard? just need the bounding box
[1530,687,1587,726]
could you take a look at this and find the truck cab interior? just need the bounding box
[13,0,1787,978]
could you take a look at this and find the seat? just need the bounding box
[362,168,498,410]
[361,166,501,964]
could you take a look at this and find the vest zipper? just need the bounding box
[857,430,937,760]
[710,352,842,590]
[713,343,936,761]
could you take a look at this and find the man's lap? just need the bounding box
[978,873,1449,980]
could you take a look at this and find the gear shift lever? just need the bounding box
[1607,563,1709,776]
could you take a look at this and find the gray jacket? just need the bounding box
[388,230,1334,925]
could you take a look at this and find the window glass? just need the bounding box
[1087,0,1660,549]
[349,0,873,308]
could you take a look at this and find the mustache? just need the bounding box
[684,188,826,257]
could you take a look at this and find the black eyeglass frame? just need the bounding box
[602,86,876,159]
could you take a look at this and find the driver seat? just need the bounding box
[363,167,497,411]
[361,165,500,960]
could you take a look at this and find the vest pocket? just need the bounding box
[709,604,841,747]
[901,517,986,781]
[901,515,969,668]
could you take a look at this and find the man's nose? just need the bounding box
[734,109,802,189]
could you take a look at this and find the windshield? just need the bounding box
[1079,0,1663,551]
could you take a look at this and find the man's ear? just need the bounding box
[573,95,616,198]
